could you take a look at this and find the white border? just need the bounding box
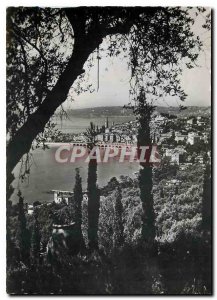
[1,0,217,7]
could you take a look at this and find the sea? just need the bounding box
[11,116,139,204]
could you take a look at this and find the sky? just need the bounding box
[63,8,211,110]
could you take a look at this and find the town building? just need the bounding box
[52,190,74,205]
[164,147,186,165]
[27,204,34,215]
[159,132,173,143]
[187,132,200,145]
[51,189,88,205]
[186,118,195,125]
[96,117,137,145]
[174,131,187,143]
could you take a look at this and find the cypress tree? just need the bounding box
[87,156,100,250]
[201,163,211,291]
[113,186,124,249]
[85,122,100,250]
[202,163,211,233]
[73,168,85,249]
[125,90,155,247]
[31,209,41,265]
[17,191,30,265]
[135,90,155,246]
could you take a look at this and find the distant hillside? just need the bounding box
[56,106,211,118]
[156,106,211,117]
[63,106,133,118]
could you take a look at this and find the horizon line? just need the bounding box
[62,105,211,110]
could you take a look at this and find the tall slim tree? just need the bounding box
[17,191,30,264]
[87,160,100,250]
[133,90,155,246]
[113,186,124,249]
[200,162,212,292]
[85,122,100,250]
[202,163,211,233]
[31,209,41,265]
[73,168,85,250]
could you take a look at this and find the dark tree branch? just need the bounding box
[17,37,30,117]
[12,21,48,66]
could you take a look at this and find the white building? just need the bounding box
[187,132,200,145]
[52,190,74,205]
[165,147,186,165]
[83,193,88,201]
[27,204,34,215]
[175,131,187,143]
[197,116,205,126]
[51,190,89,205]
[166,179,181,186]
[195,156,204,164]
[159,132,172,143]
[96,133,104,142]
[186,118,195,125]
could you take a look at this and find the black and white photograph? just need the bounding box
[6,4,212,295]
